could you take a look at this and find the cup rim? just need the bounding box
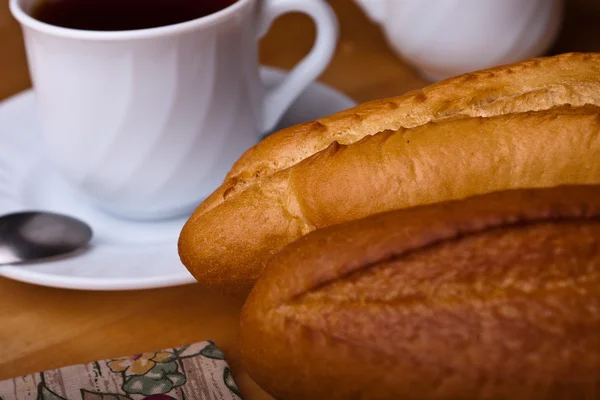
[9,0,252,40]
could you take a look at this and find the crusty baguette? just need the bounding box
[240,185,600,400]
[179,106,600,295]
[197,52,600,216]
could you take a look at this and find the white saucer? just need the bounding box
[0,67,356,291]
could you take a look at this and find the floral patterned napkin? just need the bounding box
[0,341,242,400]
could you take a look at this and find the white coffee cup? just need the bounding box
[10,0,338,220]
[354,0,564,81]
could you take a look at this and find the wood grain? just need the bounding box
[1,0,599,399]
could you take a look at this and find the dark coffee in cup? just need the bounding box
[31,0,238,31]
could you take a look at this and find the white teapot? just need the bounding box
[354,0,564,81]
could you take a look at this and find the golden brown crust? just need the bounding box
[240,185,600,400]
[179,106,600,295]
[197,52,600,216]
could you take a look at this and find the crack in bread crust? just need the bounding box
[286,218,600,303]
[256,185,600,305]
[288,221,600,305]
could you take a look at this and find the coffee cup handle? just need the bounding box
[257,0,339,133]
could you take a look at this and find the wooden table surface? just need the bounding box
[1,0,600,398]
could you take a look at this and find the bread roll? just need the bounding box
[198,52,600,217]
[179,106,600,295]
[240,185,600,400]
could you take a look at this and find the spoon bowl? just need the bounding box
[0,211,93,266]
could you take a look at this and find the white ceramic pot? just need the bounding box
[354,0,564,81]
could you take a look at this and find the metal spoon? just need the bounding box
[0,211,93,265]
